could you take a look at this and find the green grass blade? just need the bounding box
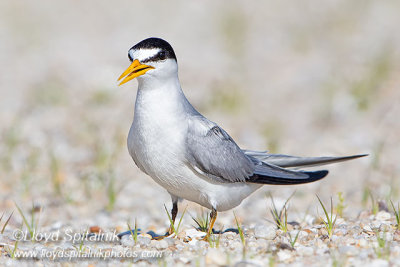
[233,211,245,246]
[176,205,187,234]
[191,210,209,232]
[1,211,14,234]
[164,204,176,234]
[390,200,400,229]
[127,220,138,244]
[15,203,33,237]
[316,195,330,223]
[289,229,301,248]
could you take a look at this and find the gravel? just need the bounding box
[254,224,276,240]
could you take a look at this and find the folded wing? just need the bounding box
[186,117,328,185]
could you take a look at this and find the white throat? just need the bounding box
[133,72,195,127]
[136,71,179,92]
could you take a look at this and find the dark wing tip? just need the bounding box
[248,170,328,185]
[346,154,369,159]
[303,170,329,182]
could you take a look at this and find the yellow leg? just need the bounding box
[203,208,217,241]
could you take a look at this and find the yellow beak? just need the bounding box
[117,59,155,86]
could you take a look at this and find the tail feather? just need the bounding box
[243,151,368,168]
[244,151,366,185]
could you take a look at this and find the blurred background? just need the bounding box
[0,0,399,230]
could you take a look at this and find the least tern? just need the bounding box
[118,37,366,240]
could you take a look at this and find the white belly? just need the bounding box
[128,116,261,212]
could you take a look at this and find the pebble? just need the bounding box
[205,249,226,265]
[0,234,9,245]
[247,240,257,248]
[338,245,359,256]
[347,238,356,245]
[185,229,206,239]
[303,227,318,234]
[304,214,316,225]
[254,224,276,240]
[393,231,400,241]
[223,232,236,240]
[319,228,328,236]
[177,231,186,239]
[375,211,391,221]
[188,238,199,247]
[137,235,151,246]
[235,259,264,267]
[363,224,373,232]
[164,237,176,246]
[89,226,101,233]
[296,246,313,256]
[359,210,370,219]
[50,221,63,230]
[357,239,368,247]
[380,223,391,232]
[289,230,308,239]
[179,256,190,264]
[142,233,153,239]
[120,235,135,247]
[358,250,369,260]
[375,231,393,242]
[153,239,169,250]
[176,243,185,251]
[330,235,339,242]
[277,250,292,262]
[350,225,362,235]
[365,259,389,267]
[316,247,328,255]
[254,239,268,250]
[334,228,347,236]
[197,241,209,250]
[336,218,346,225]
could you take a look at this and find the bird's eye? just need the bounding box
[159,51,166,60]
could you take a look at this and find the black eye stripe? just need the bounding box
[141,51,169,63]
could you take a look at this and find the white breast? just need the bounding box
[128,83,187,187]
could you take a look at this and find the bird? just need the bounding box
[117,37,366,240]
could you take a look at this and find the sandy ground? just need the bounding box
[0,0,400,266]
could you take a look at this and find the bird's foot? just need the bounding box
[200,228,215,242]
[200,235,210,242]
[200,208,218,242]
[167,226,175,236]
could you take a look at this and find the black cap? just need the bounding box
[128,37,177,63]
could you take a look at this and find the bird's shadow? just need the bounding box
[117,227,239,239]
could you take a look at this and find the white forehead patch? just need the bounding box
[129,48,161,62]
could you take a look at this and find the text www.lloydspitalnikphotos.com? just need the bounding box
[13,248,164,260]
[8,229,165,260]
